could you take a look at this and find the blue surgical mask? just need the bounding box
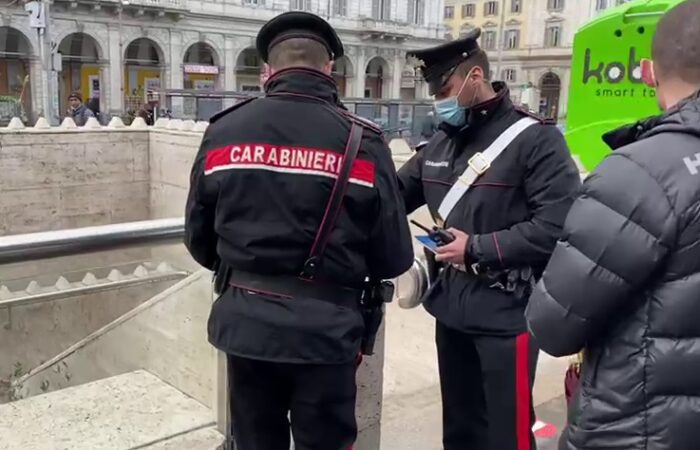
[433,68,477,127]
[434,96,467,127]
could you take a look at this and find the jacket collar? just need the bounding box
[264,67,339,105]
[603,88,700,150]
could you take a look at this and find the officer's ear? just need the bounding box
[322,60,334,76]
[474,66,489,83]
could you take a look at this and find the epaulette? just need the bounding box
[514,105,548,124]
[336,108,383,134]
[209,97,257,124]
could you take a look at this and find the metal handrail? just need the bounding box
[0,218,185,265]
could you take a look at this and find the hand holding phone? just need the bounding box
[410,220,455,246]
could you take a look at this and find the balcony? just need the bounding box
[127,0,189,10]
[358,18,412,41]
[58,0,189,15]
[485,45,574,63]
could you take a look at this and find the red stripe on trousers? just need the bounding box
[515,332,531,450]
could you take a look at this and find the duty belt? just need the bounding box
[227,270,362,310]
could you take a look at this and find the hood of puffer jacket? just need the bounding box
[602,89,700,150]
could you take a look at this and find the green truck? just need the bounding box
[566,0,686,171]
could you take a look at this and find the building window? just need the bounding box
[505,29,520,49]
[482,30,497,50]
[544,25,562,47]
[547,0,564,11]
[596,0,607,10]
[408,0,425,25]
[243,0,262,5]
[444,5,454,19]
[290,0,311,10]
[511,0,521,13]
[243,51,260,68]
[484,1,498,16]
[461,3,475,18]
[372,0,391,20]
[503,69,516,82]
[332,0,347,16]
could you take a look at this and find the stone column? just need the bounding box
[354,48,367,98]
[559,67,571,119]
[169,30,184,117]
[100,63,111,118]
[343,74,355,99]
[30,58,45,122]
[223,36,237,109]
[107,24,123,116]
[391,52,403,99]
[169,30,183,89]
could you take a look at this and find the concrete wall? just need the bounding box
[0,120,415,236]
[0,279,178,403]
[0,129,150,236]
[11,271,216,408]
[149,129,201,219]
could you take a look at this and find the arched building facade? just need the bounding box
[0,0,443,123]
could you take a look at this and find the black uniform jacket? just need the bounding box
[185,68,414,363]
[398,83,581,335]
[527,91,700,450]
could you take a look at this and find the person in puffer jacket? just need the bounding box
[525,1,700,449]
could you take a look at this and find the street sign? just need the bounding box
[25,1,46,29]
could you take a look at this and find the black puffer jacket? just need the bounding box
[526,91,700,450]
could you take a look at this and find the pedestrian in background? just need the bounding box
[67,92,94,126]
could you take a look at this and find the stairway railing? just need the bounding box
[0,218,185,265]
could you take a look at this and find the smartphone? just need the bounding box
[410,220,455,245]
[415,235,440,254]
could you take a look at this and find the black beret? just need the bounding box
[408,28,482,95]
[256,11,344,63]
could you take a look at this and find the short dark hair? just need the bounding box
[268,38,330,71]
[454,50,490,81]
[652,0,700,84]
[68,92,82,101]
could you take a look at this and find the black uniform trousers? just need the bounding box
[227,354,357,450]
[436,321,539,450]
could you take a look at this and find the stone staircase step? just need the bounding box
[142,426,225,449]
[0,370,215,450]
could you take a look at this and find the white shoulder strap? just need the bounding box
[437,117,538,222]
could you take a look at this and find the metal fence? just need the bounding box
[153,88,433,146]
